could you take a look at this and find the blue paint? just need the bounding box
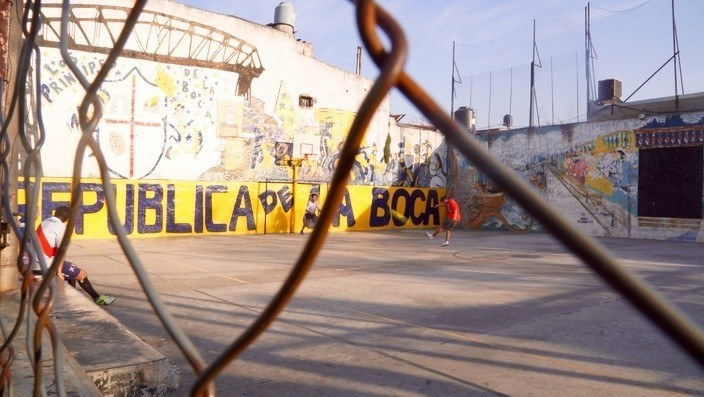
[205,185,227,232]
[77,183,105,234]
[138,184,163,233]
[278,186,293,213]
[107,183,135,235]
[166,184,192,233]
[194,185,204,233]
[42,182,71,220]
[228,186,256,231]
[369,188,439,227]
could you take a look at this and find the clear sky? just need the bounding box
[175,0,698,127]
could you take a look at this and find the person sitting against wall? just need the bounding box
[32,205,115,306]
[300,193,321,235]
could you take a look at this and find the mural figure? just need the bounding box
[395,158,414,187]
[464,181,533,231]
[165,103,204,159]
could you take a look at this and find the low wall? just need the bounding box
[19,178,446,238]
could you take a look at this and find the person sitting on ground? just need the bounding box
[32,205,115,306]
[300,193,321,235]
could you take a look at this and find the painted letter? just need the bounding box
[425,190,441,225]
[258,190,277,214]
[194,185,204,233]
[42,182,70,221]
[138,184,163,234]
[229,186,255,231]
[369,187,390,227]
[166,184,192,233]
[76,183,105,235]
[108,184,135,235]
[205,185,227,232]
[333,188,356,227]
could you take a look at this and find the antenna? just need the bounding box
[450,41,462,117]
[671,0,684,108]
[529,19,542,129]
[355,45,362,75]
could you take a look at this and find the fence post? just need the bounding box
[0,0,21,291]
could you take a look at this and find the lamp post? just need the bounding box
[286,154,308,233]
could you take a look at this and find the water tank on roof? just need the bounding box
[453,106,476,132]
[502,114,513,128]
[598,78,622,102]
[273,2,296,35]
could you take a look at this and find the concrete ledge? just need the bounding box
[52,284,180,396]
[0,289,102,396]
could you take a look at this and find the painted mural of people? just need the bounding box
[395,158,414,187]
[428,152,447,188]
[251,127,265,169]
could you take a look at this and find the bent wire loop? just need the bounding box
[0,0,700,396]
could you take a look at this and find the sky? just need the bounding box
[175,0,699,128]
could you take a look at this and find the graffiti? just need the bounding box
[101,71,166,179]
[37,41,446,187]
[370,187,441,227]
[18,179,444,238]
[463,182,534,231]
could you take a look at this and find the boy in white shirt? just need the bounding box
[33,205,115,306]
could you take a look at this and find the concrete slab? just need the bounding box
[0,289,102,396]
[66,230,704,395]
[51,283,180,395]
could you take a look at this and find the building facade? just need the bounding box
[20,0,447,238]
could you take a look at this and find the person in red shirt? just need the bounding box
[426,196,461,247]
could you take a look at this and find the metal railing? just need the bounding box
[0,0,702,396]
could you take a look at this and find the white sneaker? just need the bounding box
[441,241,450,247]
[426,231,433,240]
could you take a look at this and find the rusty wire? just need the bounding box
[413,50,704,368]
[0,0,66,395]
[357,2,704,367]
[0,0,702,395]
[190,0,408,394]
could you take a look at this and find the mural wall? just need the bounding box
[18,178,445,239]
[31,1,447,189]
[453,111,704,242]
[17,0,452,239]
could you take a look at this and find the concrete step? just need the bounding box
[51,283,180,396]
[0,289,102,396]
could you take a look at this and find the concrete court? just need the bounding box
[66,230,704,396]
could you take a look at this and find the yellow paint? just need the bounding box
[155,67,176,97]
[274,81,297,139]
[19,178,444,239]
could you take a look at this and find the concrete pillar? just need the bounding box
[0,0,22,291]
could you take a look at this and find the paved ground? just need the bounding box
[67,230,704,396]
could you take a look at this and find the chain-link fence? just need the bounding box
[0,0,702,395]
[454,0,704,129]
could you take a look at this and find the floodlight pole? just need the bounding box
[287,155,308,233]
[450,40,456,117]
[529,19,536,129]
